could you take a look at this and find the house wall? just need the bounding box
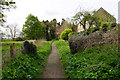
[77,7,116,32]
[77,21,96,32]
[94,7,116,23]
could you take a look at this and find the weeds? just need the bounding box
[55,41,120,79]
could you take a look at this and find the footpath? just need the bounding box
[41,42,66,78]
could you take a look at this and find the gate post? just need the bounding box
[10,43,15,58]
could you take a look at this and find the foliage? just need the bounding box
[84,27,100,35]
[42,20,50,41]
[111,23,116,27]
[105,23,117,31]
[42,19,57,41]
[68,32,74,38]
[60,29,73,40]
[2,41,23,44]
[15,37,25,41]
[101,22,110,31]
[2,42,22,55]
[49,19,57,40]
[69,26,118,54]
[0,0,16,26]
[2,42,23,68]
[2,41,52,79]
[55,41,120,79]
[2,39,12,42]
[73,10,100,30]
[73,11,88,30]
[22,14,44,40]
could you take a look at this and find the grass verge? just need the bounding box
[2,41,52,79]
[55,41,120,79]
[2,42,23,68]
[2,43,22,54]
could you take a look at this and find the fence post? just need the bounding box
[10,43,15,58]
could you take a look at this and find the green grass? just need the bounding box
[1,41,23,68]
[55,41,120,79]
[1,41,23,54]
[2,41,52,79]
[2,41,24,44]
[1,39,12,42]
[2,43,22,54]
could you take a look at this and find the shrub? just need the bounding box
[60,29,73,40]
[84,27,100,36]
[92,27,100,32]
[101,22,110,31]
[15,37,25,41]
[111,23,116,27]
[86,29,91,35]
[21,41,37,54]
[2,41,52,79]
[55,41,120,79]
[68,28,118,54]
[68,32,74,38]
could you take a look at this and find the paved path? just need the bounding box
[41,42,66,78]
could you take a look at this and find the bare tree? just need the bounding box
[7,24,19,40]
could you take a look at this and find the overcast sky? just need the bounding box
[4,0,119,31]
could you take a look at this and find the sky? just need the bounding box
[4,0,120,31]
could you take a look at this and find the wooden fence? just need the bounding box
[2,43,22,68]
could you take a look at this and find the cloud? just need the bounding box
[4,0,119,31]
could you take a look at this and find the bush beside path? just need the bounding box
[2,41,52,79]
[55,41,120,79]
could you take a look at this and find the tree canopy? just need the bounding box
[73,10,100,31]
[22,14,44,40]
[41,19,57,41]
[0,0,16,26]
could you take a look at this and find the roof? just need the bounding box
[94,7,116,23]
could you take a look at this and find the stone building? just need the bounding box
[94,7,116,23]
[77,7,116,32]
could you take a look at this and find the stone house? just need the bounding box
[77,7,116,32]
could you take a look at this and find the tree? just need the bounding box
[88,11,102,29]
[42,19,57,41]
[42,20,50,41]
[49,19,57,40]
[73,10,100,31]
[6,24,19,40]
[73,11,89,30]
[61,18,65,26]
[22,14,44,40]
[0,0,16,26]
